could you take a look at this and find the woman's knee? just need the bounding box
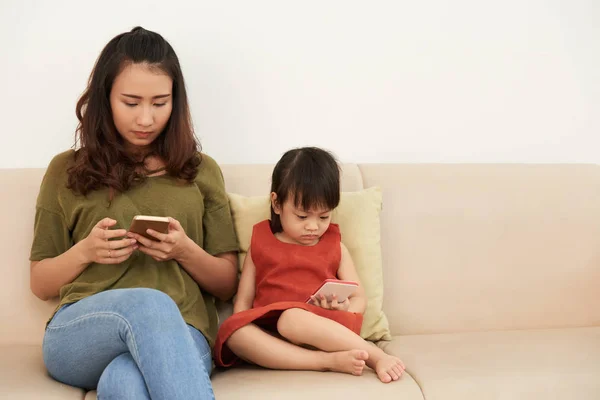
[97,353,149,399]
[119,288,177,310]
[111,288,182,324]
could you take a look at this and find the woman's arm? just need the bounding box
[337,243,368,314]
[129,217,238,301]
[30,218,135,300]
[176,241,238,302]
[171,154,240,301]
[233,247,256,313]
[30,243,89,301]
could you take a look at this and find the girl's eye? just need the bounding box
[296,215,307,220]
[320,216,330,220]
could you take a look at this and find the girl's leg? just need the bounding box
[226,323,368,376]
[277,308,405,383]
[43,288,214,400]
[96,325,213,399]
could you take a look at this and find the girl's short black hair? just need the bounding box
[270,147,341,233]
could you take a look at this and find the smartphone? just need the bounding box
[128,215,169,241]
[306,279,359,305]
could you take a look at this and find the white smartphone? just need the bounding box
[306,279,359,305]
[128,215,169,241]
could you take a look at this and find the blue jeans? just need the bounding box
[43,288,215,399]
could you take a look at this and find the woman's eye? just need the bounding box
[154,103,167,107]
[125,103,138,107]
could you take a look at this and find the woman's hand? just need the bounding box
[309,294,351,311]
[80,218,138,264]
[127,217,192,262]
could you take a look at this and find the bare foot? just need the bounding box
[371,354,405,383]
[325,350,369,376]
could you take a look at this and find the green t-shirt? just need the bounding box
[30,150,238,346]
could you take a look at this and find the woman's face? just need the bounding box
[109,63,173,152]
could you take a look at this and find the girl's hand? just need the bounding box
[309,294,350,311]
[80,218,138,264]
[127,217,192,262]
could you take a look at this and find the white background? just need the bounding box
[1,0,598,168]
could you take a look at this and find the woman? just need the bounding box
[29,26,237,399]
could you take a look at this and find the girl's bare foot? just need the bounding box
[325,350,369,376]
[371,354,405,383]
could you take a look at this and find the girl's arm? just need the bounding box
[233,247,257,313]
[337,243,368,314]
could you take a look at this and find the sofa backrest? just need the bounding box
[1,169,55,345]
[1,163,599,345]
[360,164,600,335]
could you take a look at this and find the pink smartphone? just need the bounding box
[306,279,359,304]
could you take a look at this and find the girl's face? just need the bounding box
[271,194,332,246]
[109,63,173,152]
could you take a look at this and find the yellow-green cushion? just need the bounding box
[227,187,391,341]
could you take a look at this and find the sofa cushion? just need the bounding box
[84,366,424,400]
[211,365,424,400]
[0,344,84,399]
[378,327,600,400]
[227,187,391,341]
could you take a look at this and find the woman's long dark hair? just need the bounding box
[68,26,200,196]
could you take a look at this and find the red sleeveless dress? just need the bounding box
[213,220,364,367]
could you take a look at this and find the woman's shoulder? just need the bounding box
[193,152,232,210]
[41,149,76,187]
[195,152,225,186]
[196,152,221,174]
[37,150,76,212]
[46,149,76,174]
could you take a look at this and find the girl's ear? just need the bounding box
[270,192,282,215]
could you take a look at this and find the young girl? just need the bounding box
[214,147,405,383]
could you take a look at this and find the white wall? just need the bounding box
[1,0,598,168]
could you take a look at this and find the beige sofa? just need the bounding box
[1,163,599,400]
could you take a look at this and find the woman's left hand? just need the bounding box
[309,294,350,311]
[127,217,192,262]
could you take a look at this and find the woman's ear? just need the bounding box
[270,192,281,215]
